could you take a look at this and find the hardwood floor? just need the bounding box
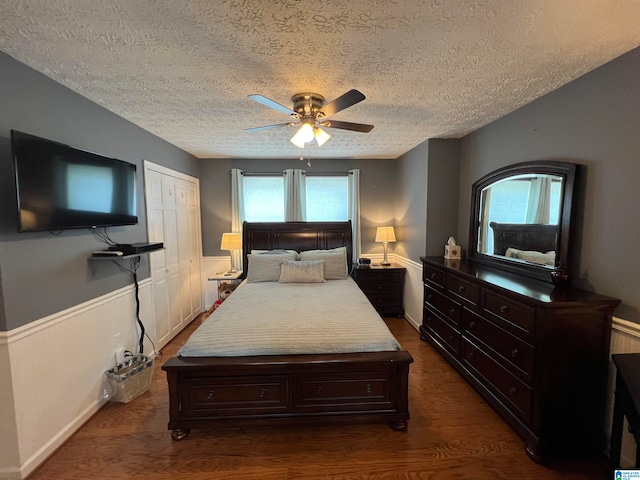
[28,317,610,479]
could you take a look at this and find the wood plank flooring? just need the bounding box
[28,317,610,479]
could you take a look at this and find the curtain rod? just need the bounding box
[230,171,353,176]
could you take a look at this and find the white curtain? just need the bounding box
[284,169,306,221]
[230,169,244,271]
[526,177,551,224]
[480,187,492,254]
[348,169,361,262]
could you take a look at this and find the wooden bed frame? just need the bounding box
[162,221,413,440]
[489,221,558,256]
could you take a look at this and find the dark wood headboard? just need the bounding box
[489,222,558,256]
[241,221,353,277]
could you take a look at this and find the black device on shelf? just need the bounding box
[108,242,163,256]
[11,130,138,232]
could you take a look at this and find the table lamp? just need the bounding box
[220,232,242,273]
[375,226,396,266]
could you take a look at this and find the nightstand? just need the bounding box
[208,271,243,298]
[352,264,406,317]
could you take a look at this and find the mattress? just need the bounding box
[179,277,401,357]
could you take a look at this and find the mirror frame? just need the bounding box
[468,160,578,284]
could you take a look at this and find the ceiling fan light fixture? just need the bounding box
[290,122,314,148]
[314,127,331,147]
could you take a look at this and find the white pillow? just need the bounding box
[299,246,348,279]
[278,259,325,283]
[247,252,298,282]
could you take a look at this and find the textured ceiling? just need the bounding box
[1,1,640,160]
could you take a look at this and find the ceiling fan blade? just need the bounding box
[319,89,366,118]
[245,123,294,132]
[248,94,297,116]
[321,120,374,133]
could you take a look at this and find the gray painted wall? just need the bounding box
[426,139,461,256]
[199,157,398,258]
[394,142,427,261]
[457,47,640,323]
[0,52,200,331]
[394,139,461,263]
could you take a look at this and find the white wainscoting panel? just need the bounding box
[0,279,152,480]
[0,340,20,480]
[388,254,422,331]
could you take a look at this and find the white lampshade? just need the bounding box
[375,226,396,243]
[314,127,331,147]
[220,232,242,251]
[290,123,315,148]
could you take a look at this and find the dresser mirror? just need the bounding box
[469,161,577,283]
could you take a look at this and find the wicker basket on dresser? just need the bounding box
[420,256,620,463]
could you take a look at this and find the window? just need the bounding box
[243,176,284,222]
[305,176,348,221]
[241,173,348,222]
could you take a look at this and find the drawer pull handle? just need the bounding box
[207,390,216,399]
[469,321,476,329]
[468,351,475,359]
[449,308,456,316]
[427,294,433,301]
[365,384,372,394]
[316,386,322,394]
[430,273,437,279]
[500,305,510,314]
[259,388,267,398]
[509,387,517,396]
[448,335,454,342]
[511,349,520,358]
[458,285,465,293]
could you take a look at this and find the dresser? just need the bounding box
[420,256,620,462]
[352,264,405,317]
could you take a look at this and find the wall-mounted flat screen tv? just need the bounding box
[12,130,138,232]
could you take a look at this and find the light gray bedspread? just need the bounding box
[179,277,401,357]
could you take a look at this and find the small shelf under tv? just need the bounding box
[89,247,163,276]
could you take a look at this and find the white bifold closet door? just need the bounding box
[144,161,202,350]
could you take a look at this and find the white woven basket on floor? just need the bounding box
[105,354,154,403]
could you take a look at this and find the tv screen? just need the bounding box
[12,130,138,232]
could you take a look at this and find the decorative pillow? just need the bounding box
[278,259,325,283]
[247,252,298,282]
[299,246,348,279]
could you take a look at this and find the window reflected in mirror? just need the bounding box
[477,173,563,267]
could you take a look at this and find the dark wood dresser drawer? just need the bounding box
[447,275,480,309]
[462,340,533,423]
[183,375,289,417]
[360,283,402,297]
[483,289,535,338]
[357,269,405,284]
[424,308,461,356]
[463,309,535,383]
[292,372,393,411]
[423,264,445,289]
[424,285,461,327]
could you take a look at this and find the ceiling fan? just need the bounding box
[245,89,374,148]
